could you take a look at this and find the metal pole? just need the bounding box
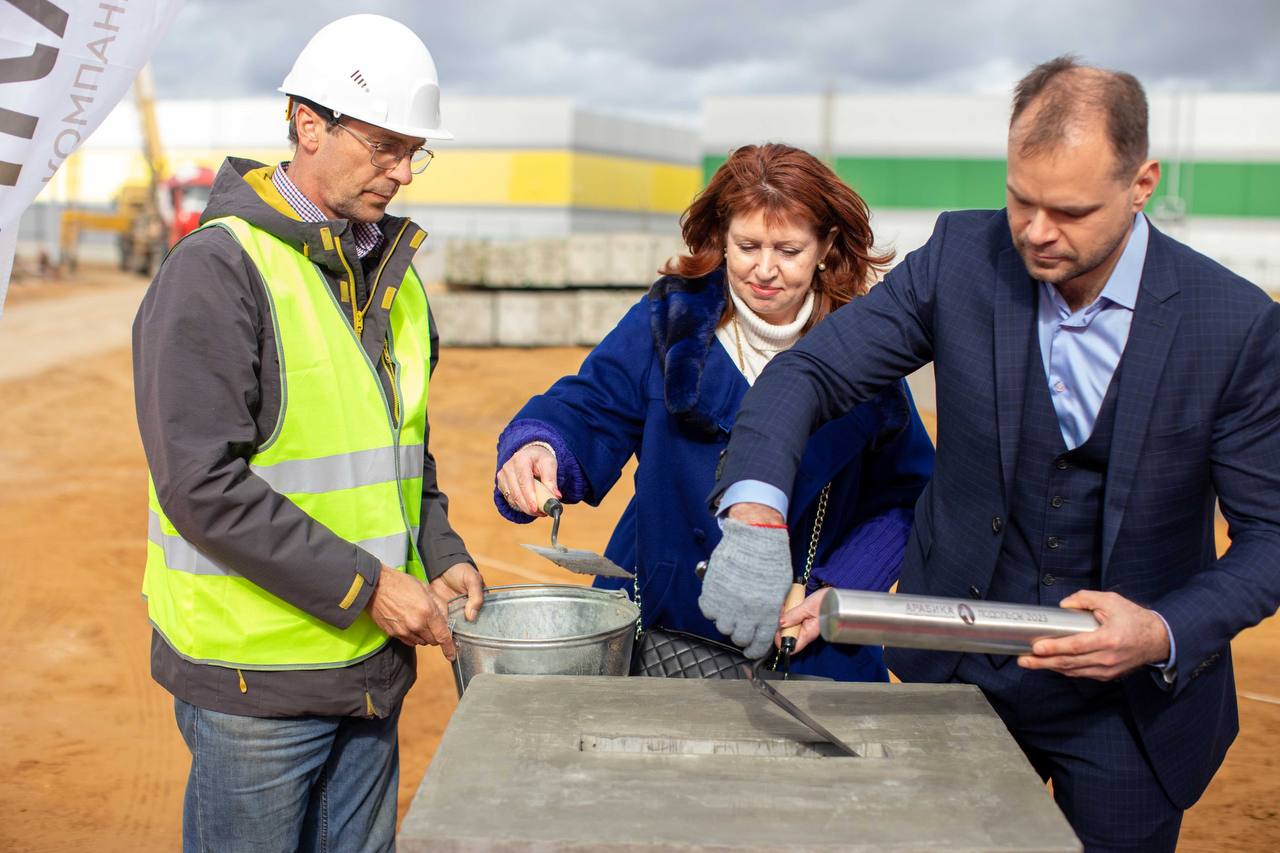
[819,589,1099,655]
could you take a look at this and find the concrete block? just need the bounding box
[400,676,1080,852]
[567,234,611,286]
[442,239,489,287]
[525,238,569,289]
[607,233,659,286]
[650,235,686,278]
[485,242,525,288]
[575,290,646,345]
[494,292,578,346]
[411,241,445,288]
[428,292,496,347]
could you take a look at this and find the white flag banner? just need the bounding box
[0,0,184,314]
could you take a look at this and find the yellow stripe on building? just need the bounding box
[570,153,700,213]
[40,147,700,216]
[400,149,698,213]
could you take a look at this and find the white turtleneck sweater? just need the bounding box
[715,289,815,385]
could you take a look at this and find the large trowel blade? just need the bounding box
[742,663,860,758]
[521,543,635,579]
[519,479,635,579]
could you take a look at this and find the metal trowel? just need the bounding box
[520,480,635,579]
[741,662,860,758]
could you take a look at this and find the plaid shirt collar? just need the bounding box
[271,162,384,259]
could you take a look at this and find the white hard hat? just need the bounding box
[279,14,452,140]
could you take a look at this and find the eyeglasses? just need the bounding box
[334,122,434,174]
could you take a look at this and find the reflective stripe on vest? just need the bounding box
[143,214,432,670]
[249,443,425,495]
[147,510,423,577]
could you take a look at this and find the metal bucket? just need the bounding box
[448,584,639,696]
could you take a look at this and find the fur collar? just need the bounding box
[646,268,912,453]
[648,270,729,436]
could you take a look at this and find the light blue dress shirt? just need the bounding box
[1038,213,1147,450]
[720,214,1176,676]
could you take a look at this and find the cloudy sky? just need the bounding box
[152,0,1278,125]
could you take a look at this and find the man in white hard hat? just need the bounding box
[132,15,482,851]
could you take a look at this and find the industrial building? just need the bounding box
[19,96,700,261]
[17,90,1279,345]
[703,92,1280,291]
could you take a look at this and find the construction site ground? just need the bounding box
[1,267,1276,851]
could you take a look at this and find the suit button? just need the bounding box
[1055,458,1069,470]
[1042,573,1056,586]
[991,516,1003,533]
[968,585,982,599]
[1050,495,1064,508]
[1047,536,1062,550]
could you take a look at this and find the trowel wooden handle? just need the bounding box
[532,479,562,517]
[780,583,806,641]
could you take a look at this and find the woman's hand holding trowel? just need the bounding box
[497,442,561,517]
[776,587,831,656]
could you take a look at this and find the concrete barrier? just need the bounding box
[444,234,684,290]
[430,289,645,348]
[575,291,645,345]
[425,292,496,347]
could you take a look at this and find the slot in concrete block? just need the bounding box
[401,675,1080,852]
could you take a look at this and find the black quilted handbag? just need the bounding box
[630,626,751,678]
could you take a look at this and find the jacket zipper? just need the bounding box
[332,236,361,335]
[329,223,418,574]
[368,221,411,425]
[343,221,412,340]
[382,340,399,425]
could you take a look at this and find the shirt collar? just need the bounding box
[270,162,384,259]
[1041,212,1147,319]
[1097,212,1147,311]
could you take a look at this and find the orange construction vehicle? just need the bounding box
[60,66,212,275]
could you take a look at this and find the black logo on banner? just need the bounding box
[0,0,70,186]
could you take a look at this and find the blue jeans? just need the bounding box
[174,698,400,853]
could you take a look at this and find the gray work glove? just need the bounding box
[697,518,794,659]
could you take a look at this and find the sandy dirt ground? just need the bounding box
[0,268,1276,851]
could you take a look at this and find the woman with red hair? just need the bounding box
[493,144,934,680]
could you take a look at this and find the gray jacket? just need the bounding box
[133,157,472,717]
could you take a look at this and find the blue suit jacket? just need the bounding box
[714,210,1280,807]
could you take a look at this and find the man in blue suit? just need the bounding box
[699,56,1280,852]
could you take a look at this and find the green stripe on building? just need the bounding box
[701,156,1280,218]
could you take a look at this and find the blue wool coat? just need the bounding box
[498,271,935,680]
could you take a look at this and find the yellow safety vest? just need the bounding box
[143,215,430,669]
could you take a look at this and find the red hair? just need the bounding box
[663,143,893,330]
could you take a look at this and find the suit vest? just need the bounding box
[989,328,1122,608]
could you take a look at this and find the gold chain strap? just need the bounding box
[801,482,832,586]
[633,568,644,640]
[767,482,831,671]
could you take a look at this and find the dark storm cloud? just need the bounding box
[152,0,1279,120]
